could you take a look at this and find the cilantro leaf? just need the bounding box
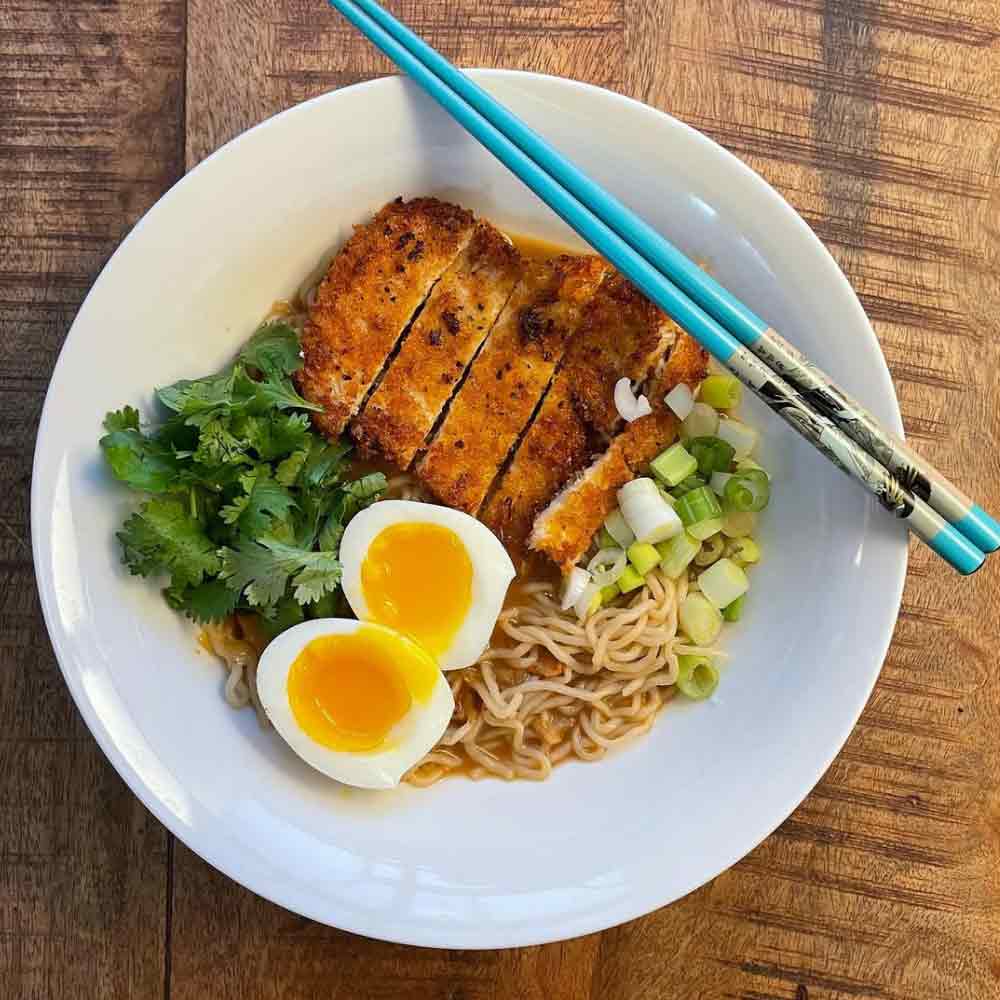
[165,579,239,623]
[299,439,351,490]
[219,537,341,610]
[100,411,181,494]
[256,595,306,640]
[156,370,237,416]
[192,413,250,467]
[220,470,297,538]
[239,321,304,378]
[274,449,308,486]
[316,472,387,551]
[242,411,311,462]
[117,498,220,589]
[104,406,141,432]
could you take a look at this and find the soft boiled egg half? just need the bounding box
[340,500,516,670]
[257,618,455,789]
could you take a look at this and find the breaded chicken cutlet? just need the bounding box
[298,195,711,577]
[481,272,677,550]
[416,254,608,514]
[297,197,475,437]
[352,222,521,468]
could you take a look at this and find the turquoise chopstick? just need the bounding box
[326,0,985,575]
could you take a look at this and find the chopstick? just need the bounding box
[327,0,988,575]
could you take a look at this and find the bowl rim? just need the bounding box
[31,69,907,948]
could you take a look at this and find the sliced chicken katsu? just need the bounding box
[481,273,676,549]
[529,331,710,572]
[416,254,609,514]
[352,222,521,467]
[297,197,476,437]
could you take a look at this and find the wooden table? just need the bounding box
[4,2,1000,997]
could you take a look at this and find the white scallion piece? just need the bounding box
[664,383,695,420]
[574,581,601,620]
[717,418,758,459]
[561,566,591,611]
[603,508,636,548]
[587,547,627,587]
[698,557,750,609]
[618,477,683,544]
[681,401,719,439]
[614,377,652,423]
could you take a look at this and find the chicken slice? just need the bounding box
[297,197,476,437]
[351,222,521,467]
[416,254,609,514]
[481,273,676,550]
[529,330,710,572]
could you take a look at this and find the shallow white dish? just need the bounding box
[31,71,906,948]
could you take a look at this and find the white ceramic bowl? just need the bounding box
[31,71,906,948]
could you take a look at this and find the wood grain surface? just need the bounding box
[4,1,1000,997]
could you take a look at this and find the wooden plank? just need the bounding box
[0,1,185,997]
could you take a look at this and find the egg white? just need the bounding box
[340,500,516,670]
[256,618,454,790]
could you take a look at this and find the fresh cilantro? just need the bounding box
[241,411,311,462]
[219,537,342,611]
[104,406,141,432]
[274,449,308,486]
[238,321,303,378]
[100,413,181,494]
[101,322,380,638]
[220,470,297,538]
[117,498,220,590]
[166,579,240,624]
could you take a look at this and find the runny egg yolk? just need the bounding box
[360,522,473,657]
[287,626,438,752]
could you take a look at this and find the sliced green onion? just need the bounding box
[676,654,719,700]
[656,531,700,578]
[603,508,635,548]
[650,442,698,487]
[561,566,591,611]
[618,477,683,544]
[722,594,746,622]
[617,565,645,593]
[587,546,627,587]
[736,457,768,477]
[723,469,770,512]
[627,541,661,577]
[600,583,620,605]
[679,593,723,645]
[709,471,733,496]
[698,557,749,609]
[688,516,724,541]
[658,485,677,507]
[574,580,601,619]
[721,510,757,538]
[598,526,618,550]
[726,536,761,566]
[717,418,758,460]
[693,534,725,566]
[687,435,736,477]
[699,375,742,409]
[681,401,719,439]
[674,485,723,527]
[671,474,706,499]
[664,383,695,420]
